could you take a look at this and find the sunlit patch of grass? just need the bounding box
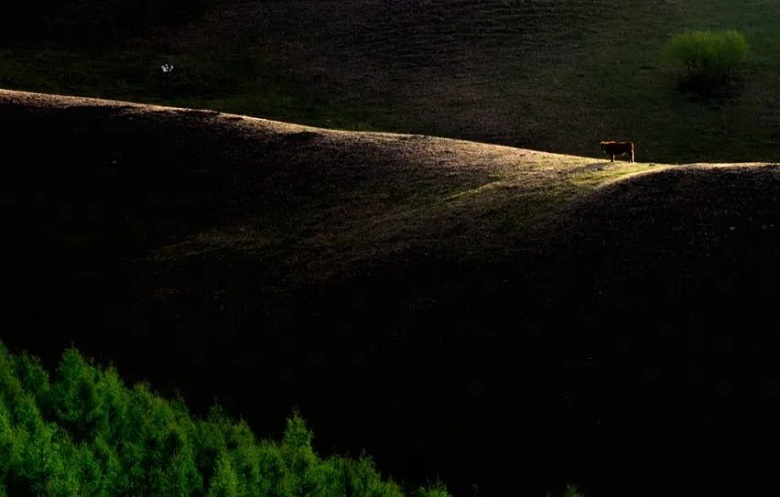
[278,150,679,279]
[150,146,680,284]
[568,162,673,189]
[150,225,285,263]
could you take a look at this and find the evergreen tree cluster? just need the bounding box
[0,342,451,497]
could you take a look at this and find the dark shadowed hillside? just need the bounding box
[2,89,779,497]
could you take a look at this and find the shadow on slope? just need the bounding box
[464,165,780,496]
[2,89,780,497]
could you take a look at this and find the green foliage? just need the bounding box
[282,410,317,470]
[663,29,750,96]
[256,439,294,497]
[306,456,348,497]
[344,455,406,497]
[281,409,322,497]
[13,352,50,401]
[0,341,445,497]
[546,483,586,497]
[46,348,104,442]
[207,453,240,497]
[0,344,23,408]
[414,478,452,497]
[93,365,130,444]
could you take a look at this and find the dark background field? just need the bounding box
[2,2,780,497]
[4,0,780,163]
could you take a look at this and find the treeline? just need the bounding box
[0,342,451,497]
[2,0,215,47]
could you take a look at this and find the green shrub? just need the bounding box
[663,29,749,96]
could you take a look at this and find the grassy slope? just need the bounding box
[3,0,780,163]
[2,88,780,497]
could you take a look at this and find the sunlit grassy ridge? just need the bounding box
[151,132,665,282]
[0,88,672,286]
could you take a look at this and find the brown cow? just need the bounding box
[599,140,635,163]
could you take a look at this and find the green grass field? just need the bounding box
[2,0,780,163]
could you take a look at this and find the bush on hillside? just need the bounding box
[663,29,749,97]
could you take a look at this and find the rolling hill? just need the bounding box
[2,88,779,497]
[4,0,780,164]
